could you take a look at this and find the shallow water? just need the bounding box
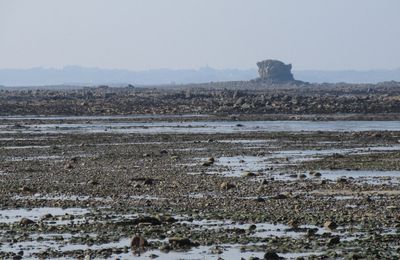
[0,207,89,224]
[0,114,208,121]
[191,144,400,178]
[1,120,400,134]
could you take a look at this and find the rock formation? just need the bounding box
[256,59,295,83]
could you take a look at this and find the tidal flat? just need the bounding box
[0,115,399,259]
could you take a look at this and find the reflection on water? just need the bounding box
[1,120,400,134]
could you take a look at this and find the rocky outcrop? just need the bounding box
[256,59,295,83]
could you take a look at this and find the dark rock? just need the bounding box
[18,186,32,192]
[248,224,257,231]
[288,219,299,229]
[64,163,73,170]
[324,221,338,230]
[41,214,53,220]
[202,161,213,167]
[87,180,99,186]
[273,193,289,199]
[143,178,156,185]
[130,235,148,250]
[264,251,283,260]
[243,171,256,177]
[19,218,35,226]
[168,237,198,248]
[327,236,340,246]
[254,197,265,202]
[134,216,162,225]
[220,182,235,190]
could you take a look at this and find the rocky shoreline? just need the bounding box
[1,81,400,118]
[0,114,399,259]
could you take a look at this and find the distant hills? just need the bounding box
[0,66,399,87]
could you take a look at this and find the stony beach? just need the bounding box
[0,108,399,259]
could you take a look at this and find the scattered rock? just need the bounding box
[202,157,215,166]
[87,180,99,186]
[288,219,299,229]
[324,221,338,230]
[220,182,235,190]
[264,251,283,260]
[243,171,256,177]
[168,237,197,248]
[327,236,340,246]
[18,186,32,192]
[64,163,73,170]
[273,193,289,199]
[298,173,307,179]
[310,171,321,177]
[254,197,265,202]
[248,224,257,231]
[144,178,156,185]
[40,214,53,220]
[19,218,35,226]
[133,216,162,225]
[131,235,147,249]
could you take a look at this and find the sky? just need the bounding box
[0,0,400,71]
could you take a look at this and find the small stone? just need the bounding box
[144,178,155,185]
[19,218,34,226]
[243,171,256,177]
[168,237,196,247]
[327,236,340,246]
[306,228,318,237]
[273,193,288,199]
[159,244,172,252]
[202,161,213,167]
[313,171,322,177]
[130,235,148,250]
[288,219,299,229]
[324,221,338,230]
[210,246,224,254]
[220,182,235,190]
[41,213,53,220]
[319,180,327,185]
[18,186,32,192]
[254,197,265,202]
[264,251,283,260]
[87,180,99,185]
[248,224,257,231]
[64,163,73,169]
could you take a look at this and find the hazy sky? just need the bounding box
[1,0,399,70]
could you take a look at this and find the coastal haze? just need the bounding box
[1,0,400,86]
[1,1,400,260]
[1,66,400,86]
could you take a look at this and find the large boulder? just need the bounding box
[256,59,295,83]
